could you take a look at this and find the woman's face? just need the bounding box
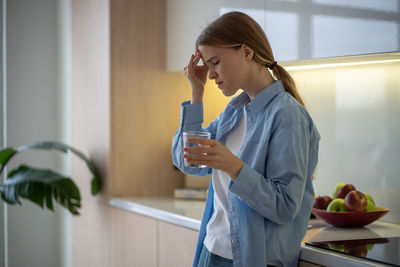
[198,45,248,96]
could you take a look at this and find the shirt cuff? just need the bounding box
[229,163,259,201]
[181,101,204,125]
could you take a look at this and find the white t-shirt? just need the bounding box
[204,107,247,259]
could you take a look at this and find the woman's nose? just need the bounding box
[208,70,217,80]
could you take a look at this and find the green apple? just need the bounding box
[364,193,375,206]
[365,244,374,251]
[327,198,346,212]
[365,199,376,211]
[328,243,345,252]
[332,183,346,199]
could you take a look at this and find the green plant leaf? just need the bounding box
[1,165,81,215]
[0,147,17,174]
[17,141,101,195]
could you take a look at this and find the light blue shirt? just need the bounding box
[172,80,320,267]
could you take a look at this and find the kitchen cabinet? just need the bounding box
[112,206,319,267]
[158,220,198,267]
[263,0,399,61]
[166,0,400,71]
[111,208,158,267]
[111,197,400,266]
[112,207,197,267]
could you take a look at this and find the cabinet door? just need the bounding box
[167,0,399,71]
[158,221,198,267]
[111,209,158,267]
[264,0,400,61]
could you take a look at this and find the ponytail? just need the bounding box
[270,63,305,108]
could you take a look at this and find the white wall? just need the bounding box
[6,0,71,266]
[290,60,400,224]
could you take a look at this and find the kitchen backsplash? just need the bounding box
[290,60,399,224]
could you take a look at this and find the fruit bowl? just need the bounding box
[312,206,389,228]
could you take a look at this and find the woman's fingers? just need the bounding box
[183,50,208,94]
[183,145,213,154]
[195,48,206,65]
[184,152,210,160]
[184,138,216,154]
[183,154,214,167]
[192,51,201,66]
[187,137,214,146]
[196,65,208,71]
[189,53,197,66]
[187,54,196,75]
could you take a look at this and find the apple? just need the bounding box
[328,243,344,252]
[364,194,376,211]
[337,184,356,199]
[344,190,367,212]
[364,193,375,206]
[322,195,333,205]
[365,199,376,211]
[313,195,333,210]
[327,198,346,212]
[332,182,345,199]
[365,244,374,251]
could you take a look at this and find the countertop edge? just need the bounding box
[300,245,393,267]
[109,197,201,231]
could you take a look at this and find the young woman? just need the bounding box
[172,12,320,267]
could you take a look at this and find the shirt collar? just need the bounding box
[231,80,285,114]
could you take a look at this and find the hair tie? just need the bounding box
[269,61,277,70]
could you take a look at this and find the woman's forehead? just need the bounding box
[198,45,218,55]
[198,45,229,60]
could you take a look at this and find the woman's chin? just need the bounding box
[221,88,238,97]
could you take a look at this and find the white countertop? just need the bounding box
[110,196,205,230]
[110,196,400,267]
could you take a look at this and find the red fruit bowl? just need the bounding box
[312,206,389,228]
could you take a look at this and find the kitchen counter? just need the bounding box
[110,196,205,231]
[110,196,400,267]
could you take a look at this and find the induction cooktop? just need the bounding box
[306,237,400,266]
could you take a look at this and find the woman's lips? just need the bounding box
[217,81,224,88]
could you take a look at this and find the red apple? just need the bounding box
[312,195,333,210]
[344,190,367,212]
[322,195,333,207]
[337,184,356,199]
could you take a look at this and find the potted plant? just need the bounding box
[0,141,101,215]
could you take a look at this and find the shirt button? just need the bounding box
[247,117,251,122]
[230,207,234,212]
[232,239,238,244]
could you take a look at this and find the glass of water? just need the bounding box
[183,131,211,168]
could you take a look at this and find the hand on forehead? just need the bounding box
[197,45,222,65]
[195,47,207,65]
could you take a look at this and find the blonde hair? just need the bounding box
[196,11,305,107]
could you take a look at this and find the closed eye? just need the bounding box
[212,61,220,66]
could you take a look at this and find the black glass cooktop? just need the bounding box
[306,237,400,266]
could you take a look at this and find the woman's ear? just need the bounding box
[242,44,254,61]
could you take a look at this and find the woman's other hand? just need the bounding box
[183,137,244,180]
[184,49,209,104]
